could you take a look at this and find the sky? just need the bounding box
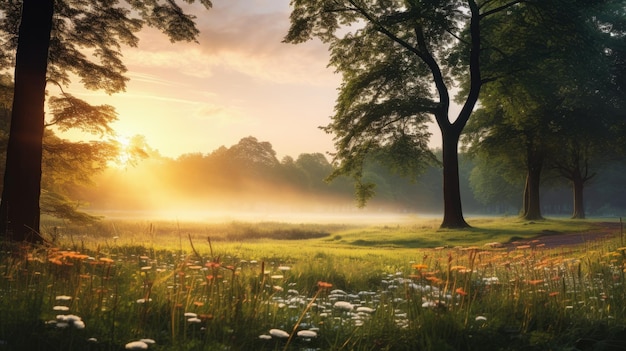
[65,0,442,160]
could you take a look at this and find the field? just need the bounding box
[1,216,626,350]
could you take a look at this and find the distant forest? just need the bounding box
[75,136,626,218]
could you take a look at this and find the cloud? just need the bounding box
[122,1,337,87]
[191,102,251,125]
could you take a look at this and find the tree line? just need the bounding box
[71,136,626,218]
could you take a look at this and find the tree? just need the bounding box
[0,75,146,224]
[0,0,211,242]
[285,0,527,228]
[463,0,626,220]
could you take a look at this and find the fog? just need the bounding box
[75,157,434,224]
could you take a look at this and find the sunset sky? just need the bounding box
[65,0,442,160]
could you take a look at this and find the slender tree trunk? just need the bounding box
[521,175,529,217]
[440,127,469,228]
[522,153,543,220]
[571,174,585,219]
[0,0,54,242]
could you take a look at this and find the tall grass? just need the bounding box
[1,217,625,350]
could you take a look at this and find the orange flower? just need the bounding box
[455,287,468,296]
[412,264,428,270]
[99,257,114,264]
[527,279,544,286]
[49,258,63,266]
[549,291,559,297]
[205,261,220,268]
[317,281,333,289]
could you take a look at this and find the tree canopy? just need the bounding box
[285,0,546,228]
[463,0,626,220]
[0,0,211,242]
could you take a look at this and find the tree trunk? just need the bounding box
[522,153,543,220]
[0,0,54,242]
[440,127,469,228]
[571,174,585,219]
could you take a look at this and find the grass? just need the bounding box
[1,216,625,350]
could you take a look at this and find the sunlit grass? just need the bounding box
[1,216,625,350]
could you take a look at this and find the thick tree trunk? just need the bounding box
[571,175,585,219]
[521,154,543,220]
[440,127,469,228]
[0,0,54,242]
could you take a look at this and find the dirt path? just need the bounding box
[506,221,624,249]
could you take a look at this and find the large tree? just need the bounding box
[284,0,530,228]
[0,0,211,242]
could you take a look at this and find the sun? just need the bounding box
[113,135,132,168]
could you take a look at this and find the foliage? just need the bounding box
[462,0,626,220]
[0,0,212,242]
[0,75,146,224]
[284,0,489,227]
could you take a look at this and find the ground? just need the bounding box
[507,221,624,249]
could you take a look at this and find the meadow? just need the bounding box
[1,216,625,350]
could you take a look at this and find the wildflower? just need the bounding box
[412,263,428,270]
[356,306,375,314]
[125,341,148,350]
[140,266,152,271]
[317,281,333,289]
[55,295,72,301]
[193,301,204,307]
[273,285,284,292]
[198,313,213,320]
[549,291,559,297]
[184,312,197,318]
[99,257,114,264]
[484,242,503,248]
[87,338,98,343]
[53,306,70,311]
[334,301,354,311]
[139,339,155,345]
[205,261,220,268]
[270,275,284,280]
[187,317,202,323]
[422,301,437,308]
[297,330,317,338]
[527,279,544,286]
[56,314,84,329]
[278,266,291,271]
[425,276,443,285]
[269,329,290,338]
[455,287,468,296]
[258,334,272,340]
[475,316,487,322]
[450,265,467,271]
